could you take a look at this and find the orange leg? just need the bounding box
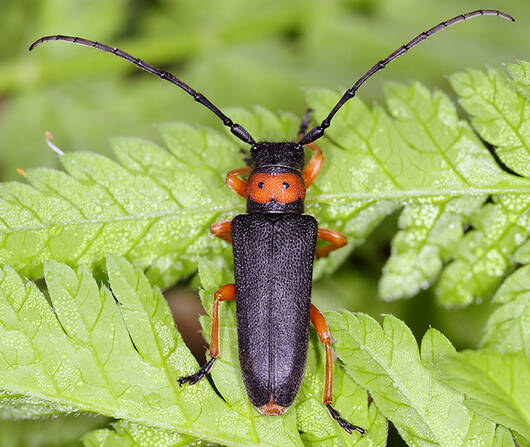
[302,143,323,188]
[211,220,232,243]
[209,284,236,358]
[310,304,334,404]
[316,228,347,258]
[310,304,365,435]
[226,167,251,198]
[179,284,236,386]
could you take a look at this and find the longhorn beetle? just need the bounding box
[30,9,514,434]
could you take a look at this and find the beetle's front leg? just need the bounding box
[226,167,251,198]
[178,284,236,386]
[302,143,323,188]
[310,304,365,435]
[297,109,324,188]
[316,227,347,258]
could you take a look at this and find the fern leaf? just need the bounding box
[432,66,530,306]
[0,392,77,419]
[83,259,387,447]
[515,239,530,263]
[508,61,530,100]
[450,67,530,177]
[327,311,503,446]
[436,193,530,306]
[438,264,530,445]
[83,421,200,447]
[0,257,305,446]
[305,63,529,304]
[493,426,517,447]
[481,264,530,357]
[0,128,242,288]
[1,64,528,303]
[440,350,530,445]
[0,256,386,446]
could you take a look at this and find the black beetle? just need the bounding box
[29,9,514,434]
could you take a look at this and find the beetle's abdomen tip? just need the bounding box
[257,400,288,416]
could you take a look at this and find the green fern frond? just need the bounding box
[508,61,530,100]
[83,421,199,447]
[1,64,528,305]
[306,63,529,306]
[0,62,529,444]
[0,257,385,446]
[326,311,512,446]
[438,264,530,445]
[450,67,530,177]
[481,264,530,357]
[440,351,529,445]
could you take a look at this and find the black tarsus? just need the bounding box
[28,35,256,146]
[178,357,216,386]
[326,403,366,435]
[299,9,515,145]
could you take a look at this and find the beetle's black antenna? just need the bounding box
[29,36,256,146]
[299,9,515,145]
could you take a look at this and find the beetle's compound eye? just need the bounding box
[258,182,265,189]
[282,182,290,189]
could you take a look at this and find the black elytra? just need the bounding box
[232,213,317,408]
[29,9,514,435]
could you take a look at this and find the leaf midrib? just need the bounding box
[2,185,530,235]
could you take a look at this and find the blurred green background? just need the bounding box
[0,0,527,445]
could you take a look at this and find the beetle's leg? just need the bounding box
[178,284,236,386]
[210,220,232,243]
[302,143,323,188]
[316,228,347,258]
[226,167,251,198]
[310,304,365,436]
[297,108,313,140]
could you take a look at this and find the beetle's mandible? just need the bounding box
[29,9,514,435]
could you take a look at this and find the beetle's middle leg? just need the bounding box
[178,284,236,386]
[310,304,365,435]
[316,227,347,258]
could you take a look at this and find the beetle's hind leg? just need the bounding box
[178,284,236,386]
[310,304,365,435]
[179,220,233,384]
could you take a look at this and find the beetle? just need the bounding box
[29,9,514,434]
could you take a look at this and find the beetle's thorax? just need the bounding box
[245,142,305,214]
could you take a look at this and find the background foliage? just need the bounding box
[0,0,528,446]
